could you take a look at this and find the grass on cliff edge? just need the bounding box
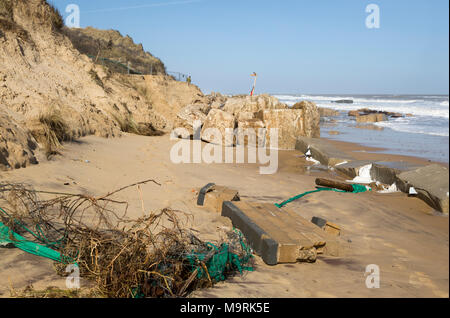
[30,110,72,159]
[111,112,164,137]
[0,0,64,30]
[47,2,64,30]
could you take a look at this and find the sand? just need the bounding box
[0,134,448,298]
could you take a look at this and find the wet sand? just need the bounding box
[0,134,448,298]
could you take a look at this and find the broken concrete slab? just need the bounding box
[396,164,449,214]
[371,161,423,186]
[335,160,374,179]
[198,185,240,214]
[296,137,353,167]
[222,201,343,265]
[335,160,423,186]
[201,109,236,146]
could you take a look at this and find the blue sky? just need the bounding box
[53,0,449,95]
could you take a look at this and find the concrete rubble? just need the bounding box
[296,137,449,214]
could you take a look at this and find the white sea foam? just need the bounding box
[374,119,449,137]
[346,164,374,184]
[276,94,449,119]
[378,183,400,194]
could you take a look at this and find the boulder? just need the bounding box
[192,102,212,115]
[333,99,353,104]
[291,101,315,110]
[204,92,228,111]
[396,164,449,214]
[210,101,225,110]
[237,119,266,147]
[356,113,387,123]
[223,94,286,116]
[237,111,255,122]
[201,109,236,146]
[318,107,340,117]
[355,108,405,118]
[222,97,257,115]
[173,105,207,138]
[348,110,360,117]
[263,107,320,150]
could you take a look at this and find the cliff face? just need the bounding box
[63,27,166,75]
[0,0,204,171]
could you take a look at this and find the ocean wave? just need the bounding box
[275,94,450,119]
[374,120,449,137]
[276,94,422,104]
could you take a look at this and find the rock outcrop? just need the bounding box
[223,94,285,115]
[356,113,387,123]
[173,104,207,137]
[263,108,320,150]
[237,119,265,147]
[201,109,236,147]
[333,99,353,104]
[318,108,340,117]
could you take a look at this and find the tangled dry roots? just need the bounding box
[0,180,254,298]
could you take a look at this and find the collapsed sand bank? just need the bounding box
[0,134,447,298]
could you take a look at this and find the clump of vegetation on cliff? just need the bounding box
[29,109,72,158]
[63,27,166,75]
[111,112,164,136]
[0,0,63,35]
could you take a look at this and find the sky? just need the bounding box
[53,0,449,95]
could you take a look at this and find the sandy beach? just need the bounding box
[0,0,448,300]
[1,133,448,298]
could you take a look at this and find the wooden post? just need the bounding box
[250,72,257,96]
[315,178,354,192]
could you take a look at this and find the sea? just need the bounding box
[274,94,449,163]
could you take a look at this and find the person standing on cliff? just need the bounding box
[187,75,191,85]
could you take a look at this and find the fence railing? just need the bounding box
[87,55,190,82]
[167,71,189,82]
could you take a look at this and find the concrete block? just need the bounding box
[222,201,342,265]
[335,160,373,179]
[371,161,422,185]
[296,137,353,167]
[396,164,449,214]
[200,186,240,214]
